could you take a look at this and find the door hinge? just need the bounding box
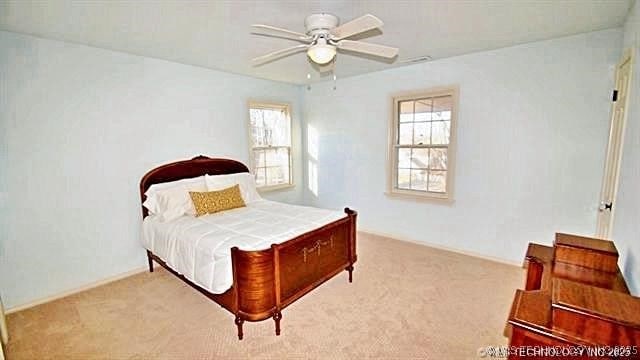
[612,89,618,102]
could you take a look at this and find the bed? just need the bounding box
[139,156,357,340]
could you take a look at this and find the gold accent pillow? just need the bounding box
[189,184,246,216]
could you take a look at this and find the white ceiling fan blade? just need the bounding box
[252,44,310,65]
[251,24,312,43]
[337,40,399,58]
[330,14,384,40]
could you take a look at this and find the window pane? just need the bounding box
[251,108,290,147]
[413,122,431,145]
[265,148,277,165]
[250,109,265,147]
[399,113,413,123]
[265,148,289,168]
[399,123,413,144]
[397,169,411,189]
[253,149,265,168]
[410,169,427,191]
[260,143,290,187]
[428,170,447,193]
[431,121,450,145]
[249,109,263,144]
[255,168,267,187]
[429,148,447,170]
[432,96,452,120]
[273,112,291,146]
[411,148,429,169]
[262,110,278,145]
[251,127,262,147]
[250,109,262,125]
[414,99,432,122]
[266,166,286,186]
[399,101,413,115]
[414,113,429,122]
[277,147,290,165]
[398,148,411,168]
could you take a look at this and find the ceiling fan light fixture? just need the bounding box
[307,39,336,64]
[252,13,399,68]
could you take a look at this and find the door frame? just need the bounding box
[0,295,6,360]
[596,48,634,239]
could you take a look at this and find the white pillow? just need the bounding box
[205,173,262,204]
[143,175,207,221]
[156,184,207,222]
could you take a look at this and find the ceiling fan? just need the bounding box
[251,13,399,71]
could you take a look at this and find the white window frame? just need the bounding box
[387,86,458,201]
[247,101,294,192]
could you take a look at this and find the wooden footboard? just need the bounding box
[230,208,357,339]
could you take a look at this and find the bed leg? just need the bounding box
[273,311,282,336]
[346,265,354,283]
[146,250,154,273]
[235,315,244,340]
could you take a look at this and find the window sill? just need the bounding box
[385,189,455,204]
[257,183,295,193]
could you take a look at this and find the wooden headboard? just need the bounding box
[139,155,250,218]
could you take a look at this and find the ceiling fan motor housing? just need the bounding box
[305,14,339,37]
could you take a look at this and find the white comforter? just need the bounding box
[141,200,346,294]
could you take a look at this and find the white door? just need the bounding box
[596,50,634,239]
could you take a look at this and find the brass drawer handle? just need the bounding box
[302,235,334,263]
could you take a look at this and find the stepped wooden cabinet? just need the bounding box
[505,233,640,359]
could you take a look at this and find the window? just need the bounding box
[248,102,293,190]
[388,87,458,200]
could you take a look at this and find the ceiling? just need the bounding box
[0,0,633,84]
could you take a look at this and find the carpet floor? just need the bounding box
[5,232,524,359]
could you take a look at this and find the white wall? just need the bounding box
[612,0,640,295]
[0,26,629,309]
[0,31,303,308]
[0,32,7,311]
[302,29,622,264]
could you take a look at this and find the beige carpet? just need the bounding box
[5,233,524,359]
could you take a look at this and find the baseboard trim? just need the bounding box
[359,228,522,268]
[5,267,148,314]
